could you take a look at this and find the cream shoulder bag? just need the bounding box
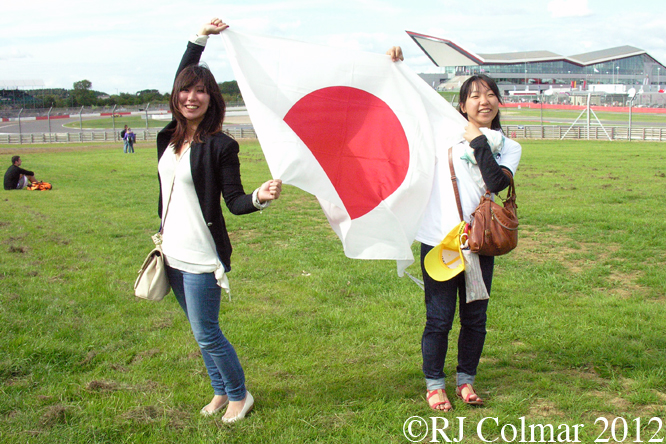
[134,160,178,301]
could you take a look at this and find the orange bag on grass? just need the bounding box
[26,181,52,191]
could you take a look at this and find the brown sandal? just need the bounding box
[456,383,483,405]
[427,389,452,412]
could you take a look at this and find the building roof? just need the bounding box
[406,31,483,66]
[406,31,650,67]
[568,46,645,65]
[478,50,564,64]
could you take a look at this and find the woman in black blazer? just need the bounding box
[156,17,281,423]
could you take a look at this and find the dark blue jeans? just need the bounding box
[166,266,246,401]
[420,243,494,390]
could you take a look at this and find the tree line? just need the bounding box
[2,79,242,109]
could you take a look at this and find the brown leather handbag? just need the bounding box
[449,148,518,256]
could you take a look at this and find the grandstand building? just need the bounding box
[0,80,46,108]
[407,31,666,100]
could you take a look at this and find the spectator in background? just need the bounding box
[4,156,38,190]
[121,125,129,153]
[124,127,136,153]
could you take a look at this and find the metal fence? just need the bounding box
[0,102,246,120]
[2,125,665,144]
[504,125,666,142]
[0,126,257,144]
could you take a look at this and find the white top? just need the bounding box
[415,137,522,247]
[159,146,220,270]
[158,145,231,291]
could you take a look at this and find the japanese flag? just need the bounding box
[221,30,466,274]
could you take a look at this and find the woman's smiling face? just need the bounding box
[178,81,211,125]
[459,80,499,129]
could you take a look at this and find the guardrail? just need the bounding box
[1,125,664,144]
[0,126,258,144]
[504,125,666,141]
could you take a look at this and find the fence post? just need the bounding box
[47,106,53,143]
[111,105,117,140]
[18,108,24,144]
[145,102,151,129]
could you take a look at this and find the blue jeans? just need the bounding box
[166,266,246,401]
[123,139,129,153]
[420,243,494,391]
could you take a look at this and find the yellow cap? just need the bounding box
[424,221,467,282]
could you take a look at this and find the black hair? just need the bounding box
[168,64,226,149]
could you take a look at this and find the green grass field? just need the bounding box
[64,116,167,130]
[66,107,666,131]
[1,140,665,443]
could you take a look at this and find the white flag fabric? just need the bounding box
[221,30,467,274]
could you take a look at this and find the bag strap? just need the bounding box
[160,177,176,235]
[507,176,516,199]
[497,173,516,202]
[448,147,464,222]
[158,146,188,237]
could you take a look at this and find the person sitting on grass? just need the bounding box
[3,156,38,190]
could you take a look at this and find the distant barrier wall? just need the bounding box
[501,103,666,114]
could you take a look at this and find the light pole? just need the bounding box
[524,69,527,88]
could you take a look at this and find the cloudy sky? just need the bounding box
[1,0,664,95]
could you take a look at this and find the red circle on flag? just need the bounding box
[284,86,409,220]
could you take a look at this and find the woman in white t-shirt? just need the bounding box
[156,18,282,423]
[388,47,521,412]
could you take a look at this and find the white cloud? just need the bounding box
[1,0,664,95]
[547,0,592,18]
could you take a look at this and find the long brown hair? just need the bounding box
[457,74,503,131]
[168,64,226,149]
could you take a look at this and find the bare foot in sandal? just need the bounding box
[427,389,452,411]
[456,383,483,405]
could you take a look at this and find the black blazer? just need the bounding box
[156,41,259,271]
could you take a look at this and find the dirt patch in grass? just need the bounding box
[131,348,161,365]
[79,351,96,366]
[120,405,190,429]
[110,363,129,372]
[528,399,565,417]
[86,380,119,392]
[40,405,72,426]
[517,226,647,295]
[153,317,173,330]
